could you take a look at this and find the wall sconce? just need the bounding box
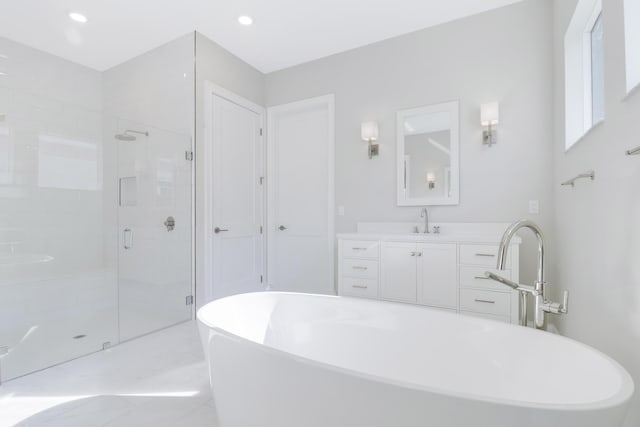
[426,172,436,190]
[481,102,499,147]
[361,121,379,159]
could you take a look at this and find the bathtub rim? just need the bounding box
[197,291,635,413]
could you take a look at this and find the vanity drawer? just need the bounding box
[460,267,512,291]
[459,289,511,317]
[341,277,378,298]
[342,259,379,279]
[342,240,380,259]
[459,244,510,268]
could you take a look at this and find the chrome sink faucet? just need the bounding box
[485,220,569,329]
[420,208,430,234]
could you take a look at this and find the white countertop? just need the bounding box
[337,222,522,245]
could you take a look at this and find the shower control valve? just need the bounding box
[164,216,175,232]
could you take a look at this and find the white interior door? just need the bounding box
[210,92,264,300]
[267,95,335,294]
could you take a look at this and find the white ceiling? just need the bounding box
[0,0,523,73]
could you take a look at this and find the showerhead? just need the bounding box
[114,129,149,141]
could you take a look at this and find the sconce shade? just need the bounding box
[480,102,500,126]
[361,121,379,141]
[427,172,436,189]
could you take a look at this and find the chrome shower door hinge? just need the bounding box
[186,295,194,306]
[185,151,194,161]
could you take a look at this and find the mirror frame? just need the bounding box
[396,100,460,206]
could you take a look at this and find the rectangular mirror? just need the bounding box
[396,101,459,206]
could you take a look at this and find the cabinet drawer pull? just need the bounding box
[474,276,491,280]
[475,253,495,257]
[474,299,496,304]
[352,247,368,251]
[352,284,369,289]
[352,266,368,270]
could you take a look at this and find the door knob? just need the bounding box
[164,216,175,232]
[214,227,229,234]
[278,225,287,231]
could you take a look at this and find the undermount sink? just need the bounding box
[355,222,521,240]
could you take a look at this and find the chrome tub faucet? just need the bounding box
[485,220,569,329]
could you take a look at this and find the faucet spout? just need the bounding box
[420,208,430,234]
[497,220,545,286]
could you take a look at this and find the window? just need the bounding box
[564,0,604,150]
[590,13,604,124]
[624,0,640,93]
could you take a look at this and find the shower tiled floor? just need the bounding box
[0,321,217,427]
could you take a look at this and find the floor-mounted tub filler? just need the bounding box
[198,292,634,427]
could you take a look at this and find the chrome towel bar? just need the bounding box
[625,146,640,156]
[561,171,595,187]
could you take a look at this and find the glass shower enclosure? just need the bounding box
[0,33,194,382]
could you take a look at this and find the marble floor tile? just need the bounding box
[0,321,217,427]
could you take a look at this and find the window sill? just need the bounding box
[565,119,605,153]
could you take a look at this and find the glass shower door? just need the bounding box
[0,82,118,383]
[116,121,192,341]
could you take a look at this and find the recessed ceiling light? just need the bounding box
[69,12,88,23]
[238,15,254,26]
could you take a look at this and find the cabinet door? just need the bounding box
[417,243,457,309]
[381,242,417,303]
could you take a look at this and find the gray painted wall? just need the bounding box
[264,0,556,285]
[552,1,640,425]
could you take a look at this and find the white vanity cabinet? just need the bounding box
[458,243,519,323]
[416,243,458,310]
[338,239,380,298]
[380,242,418,303]
[337,224,521,324]
[380,242,457,309]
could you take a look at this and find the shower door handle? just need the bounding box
[123,228,133,250]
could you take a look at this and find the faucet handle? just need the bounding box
[547,290,569,315]
[561,290,569,313]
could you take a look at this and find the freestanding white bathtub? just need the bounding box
[197,292,634,427]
